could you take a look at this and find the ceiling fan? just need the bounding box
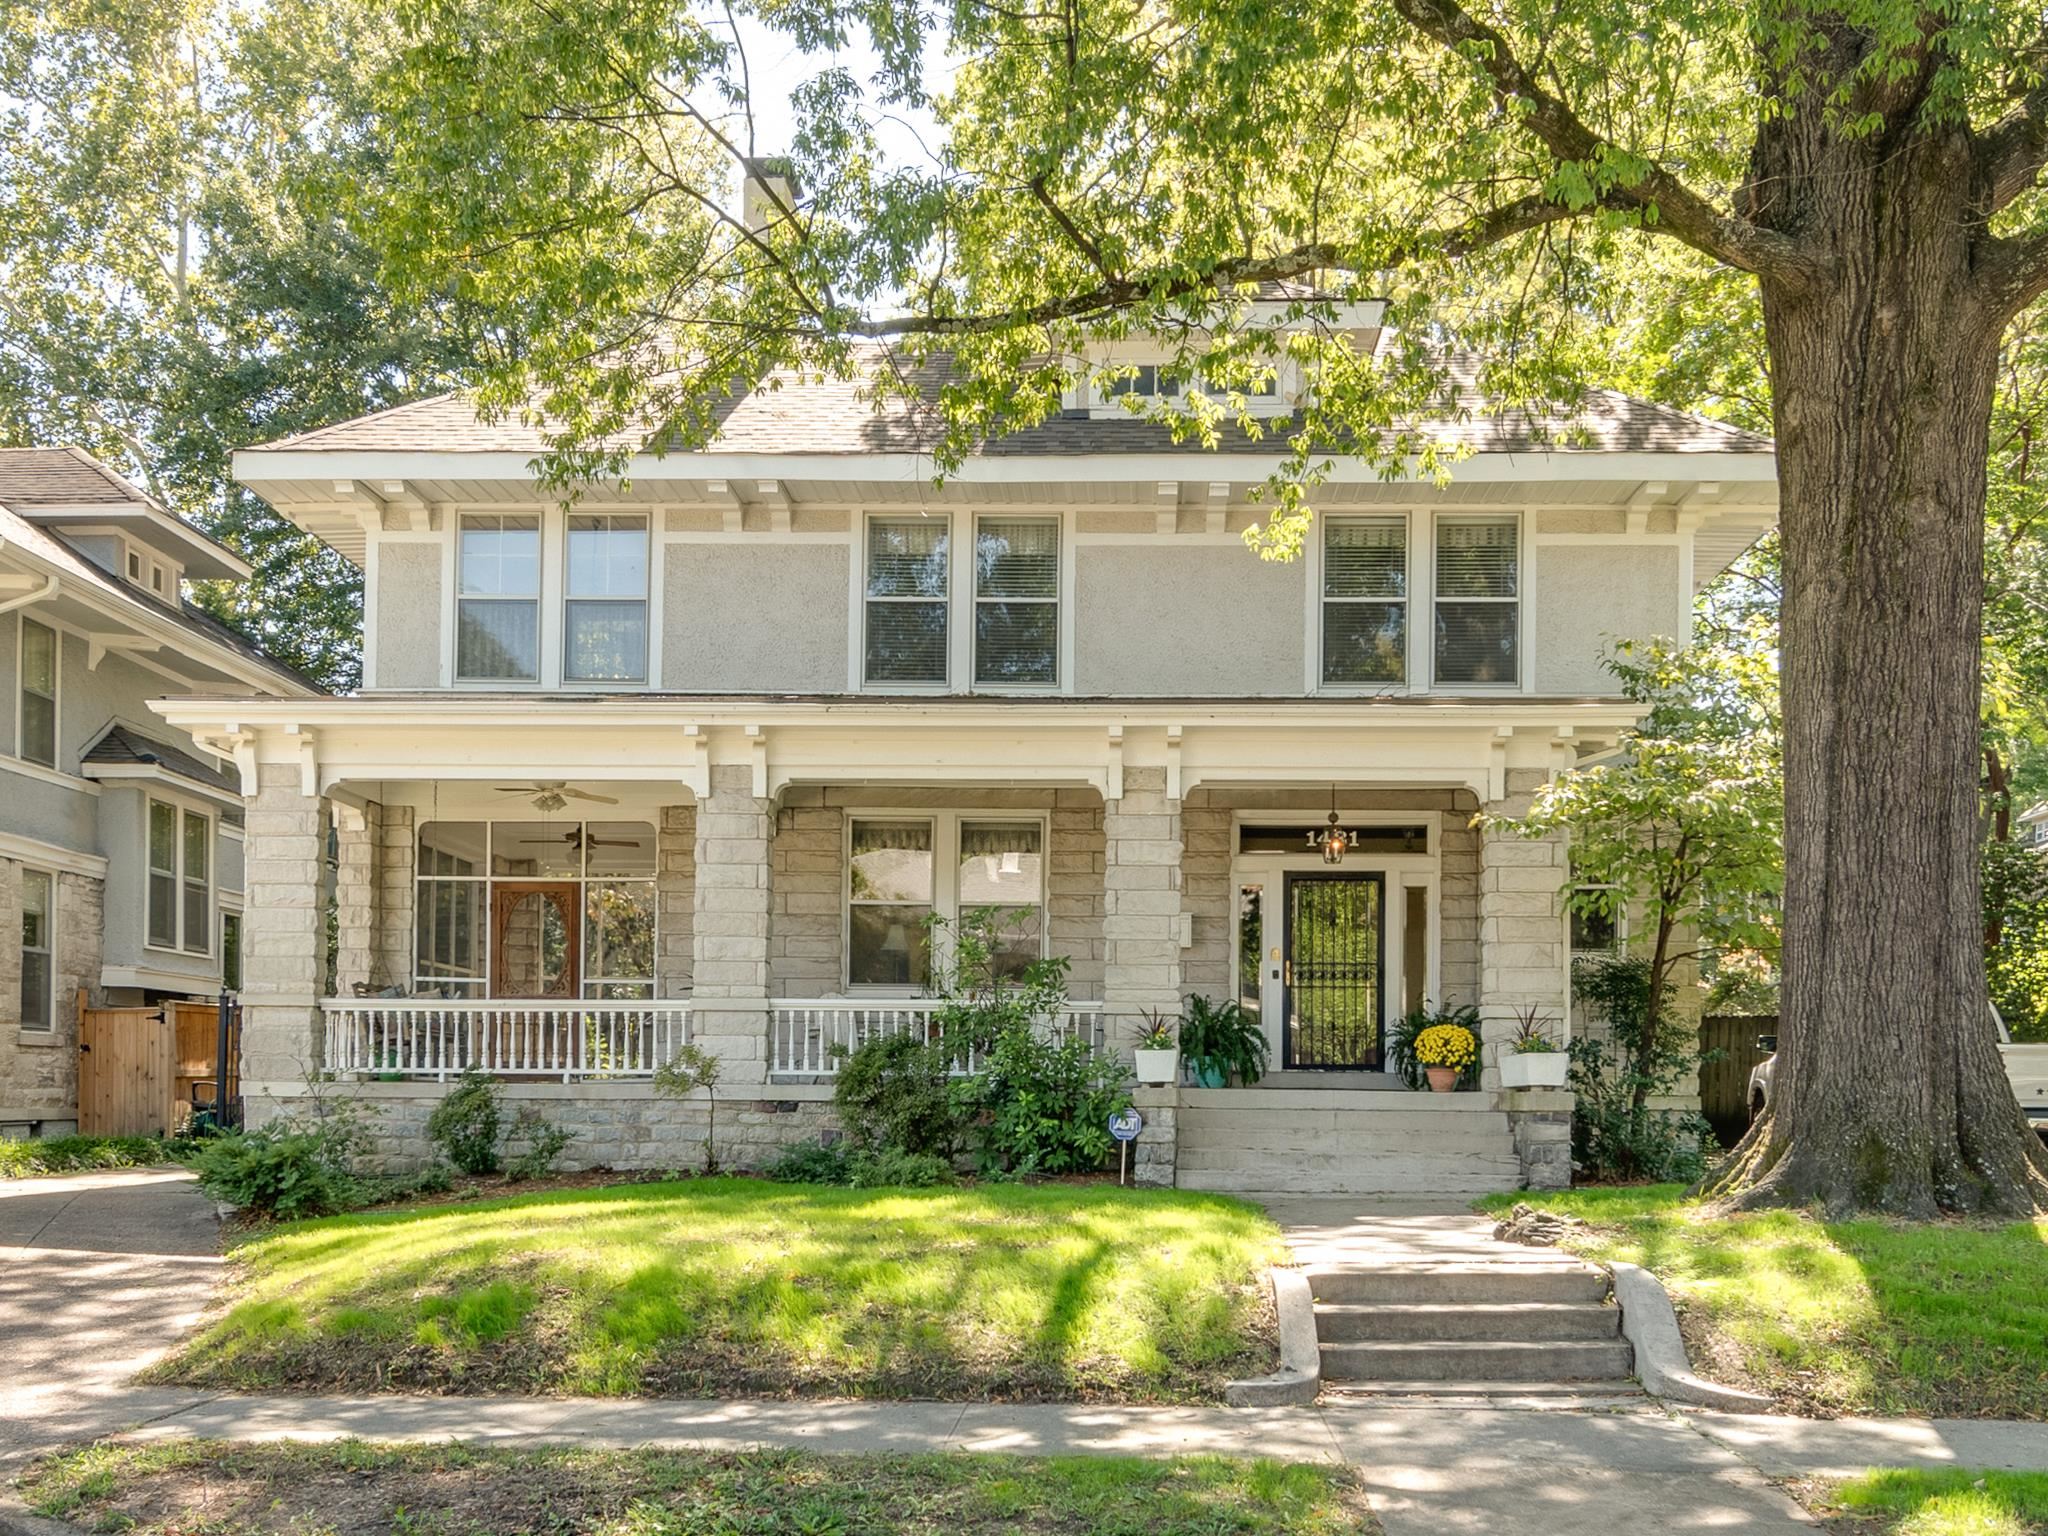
[493,781,620,814]
[554,826,640,851]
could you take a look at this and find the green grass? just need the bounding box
[19,1439,1375,1536]
[1812,1469,2048,1534]
[158,1177,1284,1401]
[0,1134,173,1177]
[1478,1186,2048,1417]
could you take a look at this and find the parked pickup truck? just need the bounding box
[1748,1014,2048,1139]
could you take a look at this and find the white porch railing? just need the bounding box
[769,998,1107,1078]
[323,999,692,1081]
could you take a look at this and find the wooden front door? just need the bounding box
[490,883,580,999]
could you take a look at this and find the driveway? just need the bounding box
[0,1168,222,1465]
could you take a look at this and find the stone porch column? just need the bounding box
[240,762,329,1109]
[1479,767,1573,1188]
[689,764,771,1087]
[1101,765,1184,1051]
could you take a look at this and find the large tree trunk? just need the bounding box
[1707,109,2048,1216]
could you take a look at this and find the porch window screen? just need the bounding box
[1322,516,1407,685]
[564,514,648,683]
[457,514,541,681]
[865,518,949,685]
[19,617,56,768]
[147,800,178,947]
[848,818,934,986]
[19,869,52,1031]
[1433,515,1520,685]
[416,821,487,994]
[974,518,1059,687]
[957,821,1045,977]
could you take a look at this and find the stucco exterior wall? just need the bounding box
[663,543,850,692]
[372,542,444,690]
[1534,544,1685,694]
[1073,545,1305,695]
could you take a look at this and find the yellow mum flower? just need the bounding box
[1413,1023,1478,1070]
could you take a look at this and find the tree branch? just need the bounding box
[846,190,1587,337]
[1387,0,1827,287]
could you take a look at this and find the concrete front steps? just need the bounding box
[1309,1264,1635,1389]
[1175,1090,1523,1195]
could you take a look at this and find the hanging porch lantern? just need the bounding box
[1307,785,1355,864]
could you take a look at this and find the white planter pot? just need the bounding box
[1500,1052,1570,1089]
[1134,1048,1180,1086]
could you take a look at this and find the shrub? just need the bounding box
[764,1139,955,1188]
[963,1022,1131,1175]
[833,1031,965,1158]
[427,1068,503,1175]
[192,1116,363,1219]
[504,1108,574,1181]
[766,1139,854,1184]
[1569,956,1716,1182]
[0,1134,163,1177]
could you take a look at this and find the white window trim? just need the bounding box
[1313,511,1415,695]
[858,512,954,694]
[143,794,214,959]
[1429,510,1527,693]
[562,512,652,688]
[17,613,59,771]
[451,512,547,688]
[971,513,1063,693]
[841,809,1051,994]
[18,865,55,1033]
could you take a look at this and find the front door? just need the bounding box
[1282,872,1384,1069]
[490,882,580,999]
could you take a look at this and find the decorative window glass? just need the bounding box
[1322,516,1407,686]
[20,617,56,768]
[957,821,1044,978]
[19,869,52,1031]
[564,514,648,683]
[847,819,934,986]
[1433,515,1520,685]
[146,800,209,952]
[456,514,541,681]
[1570,887,1623,954]
[864,518,949,686]
[411,820,656,998]
[974,518,1059,687]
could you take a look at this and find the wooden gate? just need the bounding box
[170,1001,237,1124]
[76,994,175,1137]
[1698,1013,1779,1148]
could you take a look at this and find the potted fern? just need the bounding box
[1500,1005,1569,1089]
[1134,1011,1180,1085]
[1179,995,1268,1087]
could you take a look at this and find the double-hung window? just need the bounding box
[974,517,1059,687]
[864,517,950,686]
[147,799,211,954]
[19,869,52,1030]
[457,514,541,682]
[846,815,1045,988]
[564,513,648,683]
[1322,516,1407,686]
[1433,514,1520,685]
[19,617,56,768]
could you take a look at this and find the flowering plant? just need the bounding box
[1413,1023,1479,1071]
[1508,1006,1561,1054]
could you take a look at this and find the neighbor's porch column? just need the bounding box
[689,763,771,1087]
[240,758,329,1117]
[1479,767,1572,1188]
[1101,763,1185,1047]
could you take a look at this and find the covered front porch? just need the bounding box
[154,696,1625,1188]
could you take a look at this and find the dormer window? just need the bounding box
[126,549,142,582]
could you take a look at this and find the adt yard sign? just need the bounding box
[1109,1108,1143,1185]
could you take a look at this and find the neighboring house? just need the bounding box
[2019,801,2048,851]
[0,448,319,1135]
[152,296,1779,1192]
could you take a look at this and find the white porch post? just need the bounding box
[1479,766,1573,1187]
[689,763,771,1087]
[240,758,328,1113]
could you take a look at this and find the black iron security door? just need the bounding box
[1283,872,1385,1069]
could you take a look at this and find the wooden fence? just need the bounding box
[1698,1013,1779,1148]
[75,992,238,1137]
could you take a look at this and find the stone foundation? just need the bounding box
[1504,1088,1574,1189]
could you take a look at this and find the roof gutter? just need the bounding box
[0,571,59,614]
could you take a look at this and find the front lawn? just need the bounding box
[1800,1469,2048,1534]
[158,1178,1284,1401]
[20,1440,1375,1536]
[1478,1187,2048,1418]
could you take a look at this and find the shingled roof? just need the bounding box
[256,356,1774,460]
[0,446,155,504]
[80,722,240,795]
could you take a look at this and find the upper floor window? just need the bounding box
[974,518,1059,687]
[457,514,540,681]
[564,513,648,683]
[19,868,52,1030]
[1434,515,1520,686]
[864,517,949,686]
[147,799,211,955]
[1103,364,1276,402]
[18,617,56,768]
[1322,516,1407,686]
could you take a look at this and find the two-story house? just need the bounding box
[152,312,1778,1192]
[1,448,319,1136]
